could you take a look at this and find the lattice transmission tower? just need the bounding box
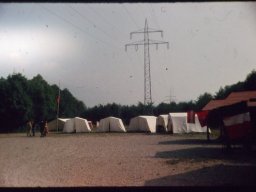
[125,19,169,105]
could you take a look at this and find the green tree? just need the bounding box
[154,102,173,116]
[59,88,86,118]
[0,73,86,132]
[195,93,213,111]
[0,74,32,132]
[244,70,256,90]
[27,74,57,121]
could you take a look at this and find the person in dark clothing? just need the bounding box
[40,120,45,137]
[32,120,36,136]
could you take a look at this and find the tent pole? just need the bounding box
[57,81,60,133]
[207,126,210,141]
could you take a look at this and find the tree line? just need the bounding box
[0,73,85,132]
[1,70,256,132]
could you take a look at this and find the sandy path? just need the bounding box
[0,133,256,187]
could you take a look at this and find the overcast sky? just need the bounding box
[0,2,256,107]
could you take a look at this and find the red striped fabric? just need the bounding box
[224,122,251,140]
[223,112,252,140]
[196,111,208,127]
[187,110,195,124]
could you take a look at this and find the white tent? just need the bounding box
[167,113,208,134]
[74,117,91,132]
[128,116,157,133]
[97,116,126,132]
[187,115,208,133]
[156,115,169,132]
[63,117,91,133]
[48,118,69,131]
[63,118,75,133]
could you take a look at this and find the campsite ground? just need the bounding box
[0,132,256,187]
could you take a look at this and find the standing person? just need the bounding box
[44,120,49,136]
[40,120,44,137]
[26,120,32,137]
[32,120,36,136]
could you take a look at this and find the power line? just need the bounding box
[138,4,148,20]
[87,4,124,35]
[40,4,138,70]
[73,4,137,63]
[39,5,112,48]
[86,4,140,63]
[39,4,117,73]
[67,4,115,41]
[85,4,141,64]
[124,4,148,66]
[67,4,129,53]
[149,4,161,29]
[86,4,141,66]
[122,4,140,29]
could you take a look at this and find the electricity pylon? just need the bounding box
[125,18,169,105]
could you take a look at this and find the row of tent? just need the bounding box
[48,113,208,134]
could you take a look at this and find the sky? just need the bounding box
[0,2,256,107]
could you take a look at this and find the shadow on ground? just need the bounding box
[155,146,256,163]
[158,138,221,145]
[144,164,256,186]
[156,147,223,159]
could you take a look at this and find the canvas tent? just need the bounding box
[156,115,169,132]
[187,114,208,133]
[128,116,157,133]
[74,117,91,132]
[167,113,208,134]
[63,117,91,133]
[48,118,69,131]
[97,116,126,132]
[167,113,187,133]
[63,118,75,133]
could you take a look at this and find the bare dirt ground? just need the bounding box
[0,132,256,187]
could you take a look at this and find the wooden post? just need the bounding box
[207,126,210,141]
[56,81,60,132]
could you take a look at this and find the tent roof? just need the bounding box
[138,115,156,118]
[58,118,70,122]
[202,91,256,111]
[158,114,168,118]
[202,100,230,111]
[226,91,256,101]
[101,116,121,120]
[168,113,187,116]
[131,116,156,121]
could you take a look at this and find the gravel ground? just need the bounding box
[0,132,256,187]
